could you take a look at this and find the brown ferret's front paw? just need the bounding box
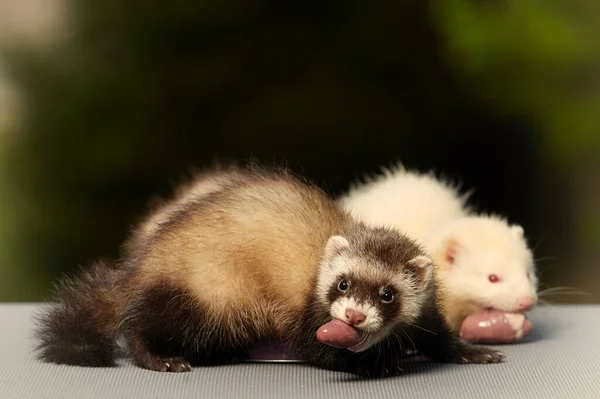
[139,355,192,372]
[455,347,505,364]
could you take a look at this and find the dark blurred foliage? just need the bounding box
[0,0,598,301]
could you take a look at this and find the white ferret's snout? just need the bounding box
[490,287,538,313]
[516,295,536,312]
[330,297,383,332]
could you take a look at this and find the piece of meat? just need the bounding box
[316,319,363,348]
[460,310,533,344]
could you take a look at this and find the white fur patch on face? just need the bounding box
[315,257,353,307]
[330,297,382,332]
[390,272,428,323]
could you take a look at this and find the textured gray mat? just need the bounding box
[1,304,598,399]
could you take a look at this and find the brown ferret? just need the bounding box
[35,165,503,377]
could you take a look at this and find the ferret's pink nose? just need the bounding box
[345,309,366,326]
[518,296,536,312]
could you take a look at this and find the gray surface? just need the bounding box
[1,304,599,399]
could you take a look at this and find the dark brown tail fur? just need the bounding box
[34,260,125,367]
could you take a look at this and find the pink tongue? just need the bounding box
[316,319,363,348]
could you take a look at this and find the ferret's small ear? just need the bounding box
[443,238,459,267]
[406,255,434,291]
[510,225,524,239]
[323,235,350,262]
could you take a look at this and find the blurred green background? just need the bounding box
[0,0,598,303]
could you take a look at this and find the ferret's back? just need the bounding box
[135,170,348,328]
[340,168,466,240]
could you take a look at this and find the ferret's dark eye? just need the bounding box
[380,289,394,303]
[527,271,531,279]
[338,279,349,292]
[488,274,500,283]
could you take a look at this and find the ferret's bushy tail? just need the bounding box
[34,260,124,367]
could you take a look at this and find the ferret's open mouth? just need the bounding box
[316,319,368,351]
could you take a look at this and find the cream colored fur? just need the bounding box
[339,164,538,332]
[136,172,232,240]
[339,164,467,241]
[138,176,338,339]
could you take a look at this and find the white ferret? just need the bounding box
[339,164,539,333]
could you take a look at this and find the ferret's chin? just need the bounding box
[347,333,374,352]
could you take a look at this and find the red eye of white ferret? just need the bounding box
[488,274,500,283]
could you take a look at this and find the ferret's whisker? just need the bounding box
[538,286,591,298]
[404,322,436,335]
[534,256,558,264]
[532,232,550,254]
[538,286,583,293]
[535,266,555,278]
[399,328,417,352]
